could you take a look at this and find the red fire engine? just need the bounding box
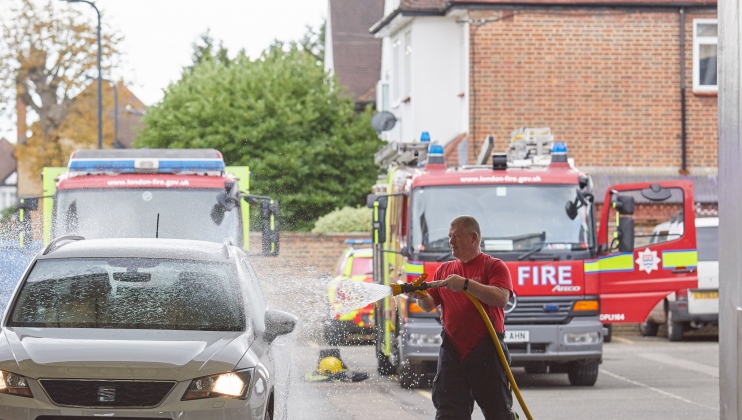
[368,129,698,388]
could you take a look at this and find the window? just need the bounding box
[693,19,718,93]
[403,31,412,98]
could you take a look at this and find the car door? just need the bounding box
[590,180,697,323]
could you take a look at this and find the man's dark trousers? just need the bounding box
[432,333,515,420]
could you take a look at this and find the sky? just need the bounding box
[0,0,328,142]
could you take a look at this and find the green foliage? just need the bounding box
[0,207,15,225]
[135,44,382,230]
[312,206,371,233]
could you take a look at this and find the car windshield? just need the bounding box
[54,189,241,244]
[8,257,245,331]
[697,226,718,262]
[411,185,591,253]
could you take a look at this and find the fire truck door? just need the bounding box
[592,180,698,323]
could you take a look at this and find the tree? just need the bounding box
[300,21,325,65]
[135,44,382,230]
[0,0,121,190]
[182,29,232,75]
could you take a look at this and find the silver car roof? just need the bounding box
[36,237,232,262]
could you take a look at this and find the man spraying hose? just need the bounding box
[409,215,516,420]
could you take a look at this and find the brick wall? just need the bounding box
[468,8,718,168]
[247,232,371,280]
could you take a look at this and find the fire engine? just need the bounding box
[367,129,698,388]
[16,149,279,255]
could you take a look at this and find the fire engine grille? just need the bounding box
[39,379,176,408]
[504,296,577,324]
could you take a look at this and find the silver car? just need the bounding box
[0,236,296,419]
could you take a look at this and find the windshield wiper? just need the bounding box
[517,243,580,261]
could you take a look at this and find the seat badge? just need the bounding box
[98,385,116,402]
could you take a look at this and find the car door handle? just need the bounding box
[672,268,695,274]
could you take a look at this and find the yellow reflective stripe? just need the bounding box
[373,202,379,244]
[405,261,424,275]
[662,249,698,269]
[42,167,66,245]
[584,253,634,274]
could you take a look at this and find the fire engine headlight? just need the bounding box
[0,369,33,398]
[408,333,442,346]
[564,332,601,345]
[182,369,253,401]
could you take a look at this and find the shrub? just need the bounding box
[311,206,371,233]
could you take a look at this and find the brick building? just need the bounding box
[371,0,718,204]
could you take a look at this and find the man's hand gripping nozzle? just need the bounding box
[390,273,444,296]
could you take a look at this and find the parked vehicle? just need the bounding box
[640,216,718,341]
[324,241,375,344]
[0,236,296,418]
[367,128,698,388]
[16,149,279,255]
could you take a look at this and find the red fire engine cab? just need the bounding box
[368,129,697,388]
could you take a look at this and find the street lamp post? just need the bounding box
[88,76,119,148]
[60,0,102,149]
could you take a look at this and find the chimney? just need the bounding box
[16,85,26,143]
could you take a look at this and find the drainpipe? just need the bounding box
[679,8,689,175]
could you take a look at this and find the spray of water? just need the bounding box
[328,279,392,316]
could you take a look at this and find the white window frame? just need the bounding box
[692,18,718,94]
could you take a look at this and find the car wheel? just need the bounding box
[567,360,599,386]
[667,309,685,342]
[639,320,659,337]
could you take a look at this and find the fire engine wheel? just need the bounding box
[639,320,660,337]
[667,309,685,342]
[376,351,395,376]
[323,320,346,346]
[567,360,599,386]
[399,362,425,389]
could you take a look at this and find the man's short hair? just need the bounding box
[451,215,481,240]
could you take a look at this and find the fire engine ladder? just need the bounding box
[507,127,554,164]
[374,141,430,167]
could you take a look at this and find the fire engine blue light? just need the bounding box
[428,144,444,155]
[158,160,225,172]
[69,159,137,172]
[420,131,431,142]
[344,239,373,245]
[68,159,225,173]
[544,304,559,312]
[552,142,567,154]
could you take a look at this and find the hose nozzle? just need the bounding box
[390,273,444,296]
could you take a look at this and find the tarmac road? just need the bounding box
[268,332,719,420]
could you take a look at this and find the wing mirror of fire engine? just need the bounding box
[260,199,280,257]
[368,195,388,244]
[612,194,635,215]
[565,189,593,220]
[16,197,39,211]
[640,184,672,202]
[211,182,240,225]
[614,216,635,252]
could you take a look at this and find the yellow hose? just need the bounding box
[464,291,534,420]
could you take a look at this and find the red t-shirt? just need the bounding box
[427,253,513,360]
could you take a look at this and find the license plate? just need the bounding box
[691,291,718,300]
[504,330,529,343]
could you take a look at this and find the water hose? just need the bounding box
[464,291,534,420]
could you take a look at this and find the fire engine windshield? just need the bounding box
[54,189,241,244]
[411,185,592,254]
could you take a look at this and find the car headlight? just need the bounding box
[182,369,253,401]
[0,369,33,398]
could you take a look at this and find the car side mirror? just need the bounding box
[264,309,297,344]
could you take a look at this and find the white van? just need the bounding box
[639,216,718,341]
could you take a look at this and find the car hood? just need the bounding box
[0,327,254,381]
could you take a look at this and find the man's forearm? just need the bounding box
[416,294,437,312]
